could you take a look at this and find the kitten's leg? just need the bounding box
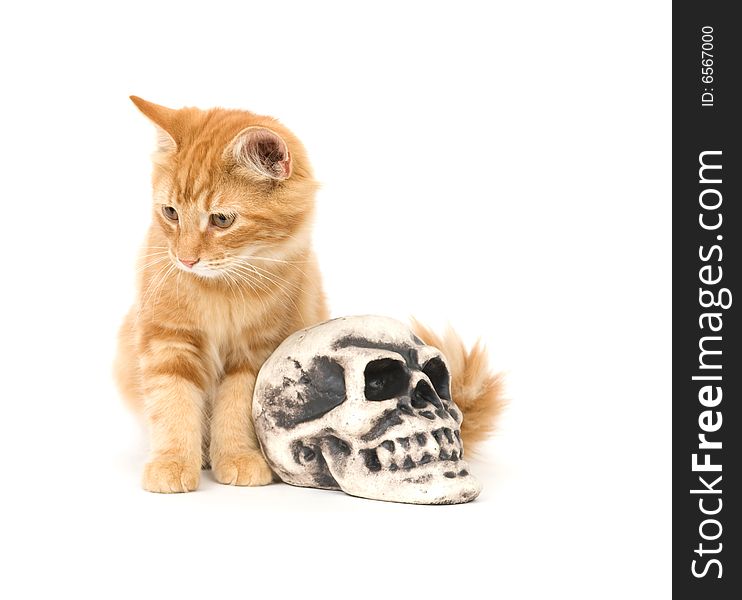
[140,339,207,493]
[210,367,273,486]
[114,308,144,415]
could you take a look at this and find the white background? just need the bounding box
[0,1,670,598]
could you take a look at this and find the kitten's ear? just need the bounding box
[227,127,292,180]
[130,96,179,152]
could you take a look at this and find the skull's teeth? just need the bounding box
[365,429,463,472]
[438,449,459,462]
[360,448,382,472]
[432,427,458,448]
[444,469,470,479]
[376,442,396,468]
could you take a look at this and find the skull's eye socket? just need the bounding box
[364,359,410,401]
[422,357,451,400]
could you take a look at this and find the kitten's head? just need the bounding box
[131,96,317,279]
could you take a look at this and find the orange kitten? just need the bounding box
[115,97,328,492]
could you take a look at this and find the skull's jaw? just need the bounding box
[272,472,481,505]
[339,464,481,505]
[264,438,482,504]
[325,453,482,505]
[302,425,483,504]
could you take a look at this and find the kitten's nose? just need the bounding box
[179,257,200,268]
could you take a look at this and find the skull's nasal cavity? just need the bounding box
[410,379,442,409]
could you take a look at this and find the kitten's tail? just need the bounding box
[410,319,505,453]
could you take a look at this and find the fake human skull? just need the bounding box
[253,316,482,504]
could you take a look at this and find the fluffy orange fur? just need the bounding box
[115,97,504,494]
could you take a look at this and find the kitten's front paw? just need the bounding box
[142,457,200,493]
[212,451,274,486]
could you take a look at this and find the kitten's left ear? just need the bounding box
[227,127,292,180]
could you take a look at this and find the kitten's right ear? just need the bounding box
[130,96,179,152]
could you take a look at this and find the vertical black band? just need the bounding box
[673,4,740,596]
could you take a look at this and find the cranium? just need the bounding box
[253,316,481,504]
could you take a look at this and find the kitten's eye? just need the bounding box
[210,213,236,228]
[162,206,178,221]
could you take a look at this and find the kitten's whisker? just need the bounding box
[229,263,275,291]
[135,261,172,324]
[235,255,310,277]
[229,263,305,325]
[233,263,304,300]
[140,262,171,308]
[227,270,247,308]
[227,268,270,316]
[135,256,170,273]
[151,265,176,321]
[230,272,246,307]
[231,265,274,296]
[148,265,173,304]
[222,270,239,303]
[238,255,310,266]
[243,261,305,293]
[137,253,170,262]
